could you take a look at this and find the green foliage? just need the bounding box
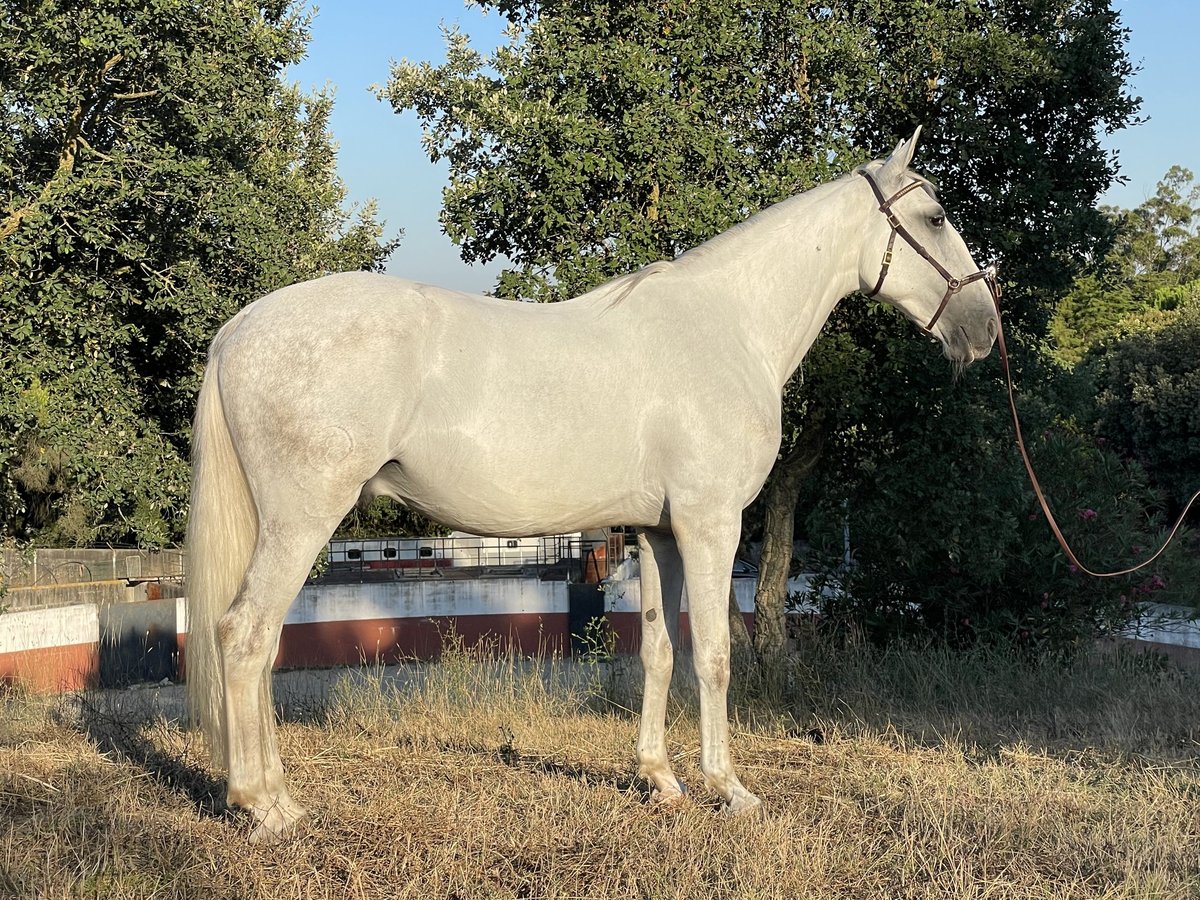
[1109,166,1200,283]
[1086,298,1200,511]
[333,497,447,541]
[383,1,869,300]
[1051,168,1200,364]
[800,322,1189,654]
[1050,273,1136,365]
[0,0,396,546]
[1048,167,1200,528]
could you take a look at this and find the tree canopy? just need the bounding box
[382,0,1138,324]
[1052,167,1200,363]
[1046,169,1200,514]
[0,0,395,546]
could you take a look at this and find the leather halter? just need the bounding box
[858,168,997,331]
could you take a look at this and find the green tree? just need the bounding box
[1110,167,1200,283]
[1086,299,1200,512]
[1050,273,1136,365]
[800,302,1184,651]
[385,2,870,301]
[1052,168,1200,364]
[380,0,1143,654]
[0,0,395,546]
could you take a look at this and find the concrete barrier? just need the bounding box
[8,571,1197,695]
[0,604,100,691]
[177,576,577,672]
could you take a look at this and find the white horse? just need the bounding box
[185,130,998,841]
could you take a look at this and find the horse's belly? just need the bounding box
[365,452,662,537]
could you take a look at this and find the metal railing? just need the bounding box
[321,532,628,583]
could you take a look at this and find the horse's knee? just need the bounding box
[640,628,674,677]
[693,646,730,693]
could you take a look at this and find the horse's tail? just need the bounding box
[185,327,258,769]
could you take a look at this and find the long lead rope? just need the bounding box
[992,287,1200,578]
[858,167,1196,576]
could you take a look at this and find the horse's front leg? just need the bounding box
[674,512,762,814]
[635,529,686,802]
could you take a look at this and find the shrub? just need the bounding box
[1086,296,1200,511]
[797,320,1189,655]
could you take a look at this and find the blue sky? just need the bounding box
[288,1,1199,294]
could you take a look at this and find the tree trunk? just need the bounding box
[752,420,828,669]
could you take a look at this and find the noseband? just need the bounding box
[858,168,999,330]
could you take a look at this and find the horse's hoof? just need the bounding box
[247,798,309,844]
[650,781,688,807]
[722,790,763,817]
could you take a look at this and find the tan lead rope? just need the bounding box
[992,286,1200,578]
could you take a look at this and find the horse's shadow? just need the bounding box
[68,691,230,821]
[496,743,653,802]
[422,729,654,803]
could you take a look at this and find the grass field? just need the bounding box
[3,635,1200,899]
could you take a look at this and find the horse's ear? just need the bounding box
[904,125,922,163]
[880,126,923,181]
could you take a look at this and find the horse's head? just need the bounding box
[856,128,998,366]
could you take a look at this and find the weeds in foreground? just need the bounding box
[2,635,1199,899]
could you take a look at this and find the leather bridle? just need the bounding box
[858,168,999,331]
[859,165,1199,579]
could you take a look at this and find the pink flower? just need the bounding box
[1078,508,1098,520]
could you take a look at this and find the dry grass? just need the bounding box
[3,636,1200,899]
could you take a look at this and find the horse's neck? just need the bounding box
[676,177,867,391]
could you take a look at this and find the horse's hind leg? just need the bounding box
[218,502,353,842]
[635,530,686,802]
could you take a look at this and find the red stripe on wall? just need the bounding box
[274,613,570,668]
[0,643,99,693]
[179,610,757,678]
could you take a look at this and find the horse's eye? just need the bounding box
[930,215,946,228]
